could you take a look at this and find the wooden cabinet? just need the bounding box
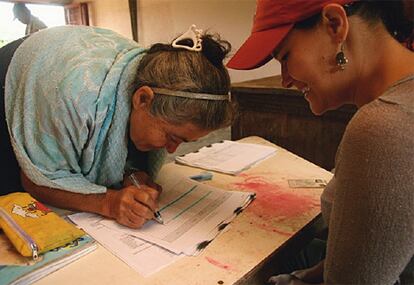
[231,75,357,171]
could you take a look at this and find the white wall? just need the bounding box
[84,0,132,39]
[137,0,280,83]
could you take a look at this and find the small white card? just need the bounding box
[288,179,328,188]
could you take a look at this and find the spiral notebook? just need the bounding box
[69,172,256,277]
[175,140,276,175]
[97,174,255,256]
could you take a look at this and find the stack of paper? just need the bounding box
[0,234,96,285]
[69,172,255,277]
[69,213,181,277]
[101,177,254,255]
[175,140,276,175]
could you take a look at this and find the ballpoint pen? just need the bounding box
[129,173,164,225]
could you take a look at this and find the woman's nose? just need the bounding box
[166,142,180,153]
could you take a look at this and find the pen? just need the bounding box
[129,173,164,225]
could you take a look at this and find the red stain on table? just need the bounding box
[271,228,292,236]
[205,256,233,270]
[232,175,320,220]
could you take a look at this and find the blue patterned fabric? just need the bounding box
[5,26,149,194]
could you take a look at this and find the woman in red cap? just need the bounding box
[228,1,414,284]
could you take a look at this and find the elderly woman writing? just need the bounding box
[0,25,234,229]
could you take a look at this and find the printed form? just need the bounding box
[69,212,182,277]
[175,140,276,174]
[101,174,255,255]
[70,172,255,276]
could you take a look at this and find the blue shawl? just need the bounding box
[5,26,154,194]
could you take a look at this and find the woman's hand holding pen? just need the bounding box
[102,171,162,229]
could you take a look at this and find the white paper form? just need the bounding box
[102,176,255,255]
[175,140,276,175]
[69,213,182,277]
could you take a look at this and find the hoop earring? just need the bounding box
[336,45,348,70]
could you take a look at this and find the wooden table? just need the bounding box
[35,137,333,285]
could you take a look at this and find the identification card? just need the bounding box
[288,179,328,188]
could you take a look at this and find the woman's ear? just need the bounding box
[321,4,349,44]
[132,86,155,110]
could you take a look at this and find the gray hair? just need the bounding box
[134,33,236,130]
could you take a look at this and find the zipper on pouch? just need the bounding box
[0,207,39,260]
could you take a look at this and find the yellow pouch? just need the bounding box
[0,192,85,260]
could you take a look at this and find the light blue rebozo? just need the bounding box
[5,26,160,194]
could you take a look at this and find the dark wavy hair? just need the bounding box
[295,0,414,51]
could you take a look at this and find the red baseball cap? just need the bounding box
[227,0,355,70]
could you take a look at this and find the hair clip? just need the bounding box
[152,87,230,101]
[172,24,203,51]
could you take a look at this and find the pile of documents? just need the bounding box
[175,140,276,175]
[69,171,255,277]
[0,234,96,285]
